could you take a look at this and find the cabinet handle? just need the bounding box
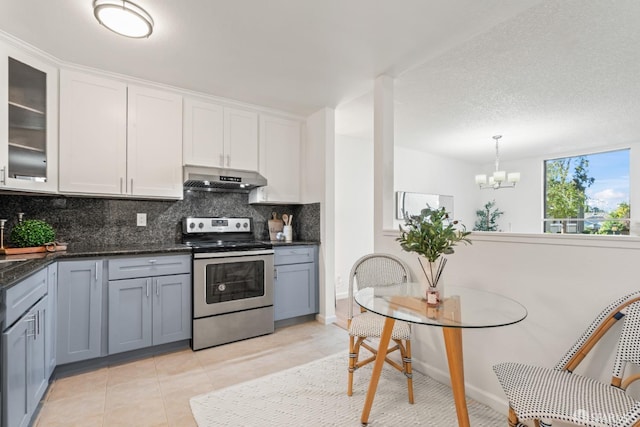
[25,314,36,338]
[36,310,40,336]
[274,268,278,280]
[219,154,224,167]
[120,177,124,194]
[130,178,134,194]
[226,155,230,167]
[0,166,5,185]
[148,259,157,264]
[156,279,159,296]
[146,279,150,297]
[95,262,99,282]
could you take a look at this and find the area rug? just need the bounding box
[190,352,505,426]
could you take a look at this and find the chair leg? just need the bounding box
[404,339,414,404]
[508,406,519,427]
[348,335,356,396]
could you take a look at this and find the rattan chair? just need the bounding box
[347,253,414,403]
[493,291,640,427]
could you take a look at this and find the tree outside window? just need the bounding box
[544,149,630,235]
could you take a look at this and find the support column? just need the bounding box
[374,75,395,247]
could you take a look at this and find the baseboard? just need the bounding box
[316,313,337,325]
[411,358,509,416]
[336,291,348,300]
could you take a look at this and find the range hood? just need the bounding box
[184,166,267,193]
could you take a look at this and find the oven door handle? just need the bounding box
[194,249,274,259]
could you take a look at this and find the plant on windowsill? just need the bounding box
[397,206,471,305]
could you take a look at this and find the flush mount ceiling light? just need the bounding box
[93,0,154,38]
[475,135,521,190]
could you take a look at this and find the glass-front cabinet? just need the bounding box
[0,44,58,192]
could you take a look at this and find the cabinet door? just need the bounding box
[45,264,57,377]
[224,108,258,171]
[127,85,183,199]
[257,115,301,203]
[2,309,30,427]
[152,274,191,345]
[57,260,103,365]
[59,70,127,195]
[183,98,224,167]
[27,296,48,412]
[0,45,58,193]
[108,278,152,354]
[274,263,317,321]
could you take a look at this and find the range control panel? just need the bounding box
[182,217,252,234]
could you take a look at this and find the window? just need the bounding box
[544,149,630,234]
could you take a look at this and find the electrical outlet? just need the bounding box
[137,213,147,227]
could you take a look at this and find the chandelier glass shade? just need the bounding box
[475,135,520,190]
[93,0,154,38]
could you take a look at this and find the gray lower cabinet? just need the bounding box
[274,246,318,321]
[45,264,57,377]
[56,260,103,365]
[108,278,153,354]
[108,255,191,355]
[3,295,48,427]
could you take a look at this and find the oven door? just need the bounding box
[193,250,274,318]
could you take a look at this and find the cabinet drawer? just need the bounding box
[274,246,315,265]
[5,268,47,327]
[108,255,191,280]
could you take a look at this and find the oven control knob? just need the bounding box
[198,222,204,229]
[243,222,249,228]
[235,222,241,229]
[218,283,226,292]
[189,222,195,229]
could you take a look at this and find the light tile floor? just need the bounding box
[36,321,348,427]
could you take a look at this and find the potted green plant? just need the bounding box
[10,219,56,248]
[397,206,471,305]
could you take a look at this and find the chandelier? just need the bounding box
[474,135,520,189]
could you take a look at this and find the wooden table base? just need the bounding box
[442,327,470,427]
[360,316,395,425]
[359,319,470,427]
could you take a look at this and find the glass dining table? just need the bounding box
[354,283,528,427]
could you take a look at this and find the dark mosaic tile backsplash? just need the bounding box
[0,192,320,247]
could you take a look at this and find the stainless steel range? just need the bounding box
[183,217,274,350]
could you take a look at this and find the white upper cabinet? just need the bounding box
[249,115,301,204]
[224,108,258,171]
[59,70,183,199]
[183,99,224,167]
[127,85,183,198]
[59,70,127,195]
[183,98,258,171]
[0,43,58,193]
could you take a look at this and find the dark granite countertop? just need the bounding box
[0,243,191,291]
[265,241,320,246]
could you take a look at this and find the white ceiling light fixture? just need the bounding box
[475,135,520,189]
[93,0,154,38]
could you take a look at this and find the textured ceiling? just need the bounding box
[0,0,539,118]
[337,0,640,163]
[2,1,632,163]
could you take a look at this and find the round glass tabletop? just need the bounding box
[354,283,528,329]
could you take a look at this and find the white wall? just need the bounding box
[334,134,374,298]
[394,146,479,229]
[333,137,482,299]
[375,230,640,415]
[303,108,337,324]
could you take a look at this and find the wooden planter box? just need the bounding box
[0,244,67,255]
